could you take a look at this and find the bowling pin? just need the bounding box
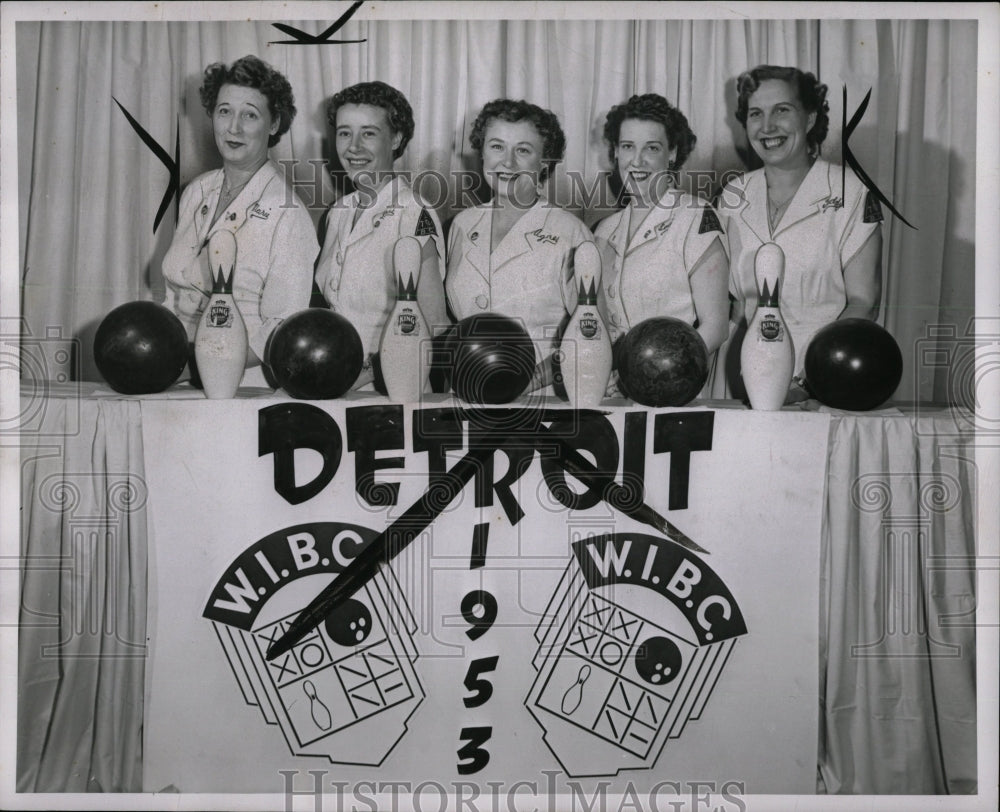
[741,242,794,410]
[302,680,333,731]
[561,241,612,408]
[378,236,430,402]
[194,230,248,399]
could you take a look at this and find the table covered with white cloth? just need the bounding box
[16,383,976,797]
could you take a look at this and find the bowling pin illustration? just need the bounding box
[561,242,612,408]
[560,664,591,715]
[741,242,794,410]
[194,229,248,398]
[302,680,333,731]
[378,236,430,402]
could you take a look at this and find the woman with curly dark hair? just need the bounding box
[314,80,447,390]
[718,65,883,401]
[594,93,729,366]
[446,99,593,393]
[162,55,317,386]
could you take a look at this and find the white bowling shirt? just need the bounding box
[315,175,445,357]
[445,200,593,363]
[593,189,725,344]
[162,161,318,364]
[719,158,882,374]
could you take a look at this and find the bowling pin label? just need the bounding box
[741,242,794,411]
[379,237,430,402]
[562,241,613,408]
[195,230,248,399]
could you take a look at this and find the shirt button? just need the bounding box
[610,313,621,326]
[608,286,616,299]
[475,295,489,310]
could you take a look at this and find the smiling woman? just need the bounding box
[716,65,884,402]
[445,98,594,394]
[593,93,729,390]
[313,81,449,390]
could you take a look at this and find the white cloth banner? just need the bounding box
[140,397,830,797]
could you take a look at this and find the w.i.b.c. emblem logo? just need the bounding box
[203,522,424,765]
[527,533,747,777]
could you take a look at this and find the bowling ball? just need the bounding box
[804,318,903,411]
[449,313,536,404]
[616,317,709,407]
[266,309,363,399]
[324,598,372,647]
[634,635,683,686]
[93,301,189,394]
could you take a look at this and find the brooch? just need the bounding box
[200,205,209,216]
[821,197,844,212]
[470,231,479,242]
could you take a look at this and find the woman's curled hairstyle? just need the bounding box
[199,55,297,148]
[734,65,830,152]
[603,93,697,170]
[326,81,415,160]
[469,99,566,182]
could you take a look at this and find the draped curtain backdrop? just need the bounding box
[16,17,977,402]
[13,16,980,796]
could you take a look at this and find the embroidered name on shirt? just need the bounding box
[250,203,270,220]
[643,221,672,240]
[373,207,397,228]
[528,229,559,245]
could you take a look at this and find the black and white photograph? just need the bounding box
[1,2,997,810]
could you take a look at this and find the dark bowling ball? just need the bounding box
[804,318,903,411]
[617,317,709,407]
[266,309,363,399]
[449,313,536,404]
[93,301,189,394]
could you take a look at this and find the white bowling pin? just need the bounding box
[741,242,794,410]
[378,236,430,402]
[561,241,613,408]
[194,230,248,399]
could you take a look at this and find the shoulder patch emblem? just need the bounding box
[416,209,438,237]
[863,191,884,224]
[699,206,723,234]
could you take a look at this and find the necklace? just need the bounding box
[220,177,250,203]
[766,189,796,230]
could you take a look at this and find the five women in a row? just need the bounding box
[162,54,883,400]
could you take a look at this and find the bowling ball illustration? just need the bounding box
[93,301,189,394]
[448,313,536,404]
[266,309,364,399]
[324,598,372,647]
[616,317,709,407]
[804,318,903,411]
[634,635,683,686]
